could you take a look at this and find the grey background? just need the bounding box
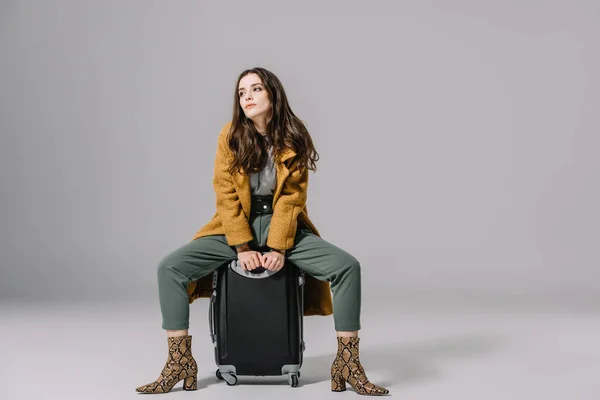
[1,0,598,304]
[1,2,599,399]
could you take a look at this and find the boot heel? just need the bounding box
[183,375,197,391]
[331,372,346,392]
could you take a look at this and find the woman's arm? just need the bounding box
[235,241,251,253]
[213,123,254,247]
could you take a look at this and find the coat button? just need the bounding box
[263,204,267,209]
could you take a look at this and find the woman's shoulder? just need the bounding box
[220,121,233,136]
[216,121,233,146]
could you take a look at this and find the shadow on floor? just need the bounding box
[188,332,505,391]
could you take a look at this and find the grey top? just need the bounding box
[236,139,279,249]
[249,142,276,195]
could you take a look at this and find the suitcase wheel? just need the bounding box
[224,372,238,386]
[288,373,299,387]
[216,369,237,385]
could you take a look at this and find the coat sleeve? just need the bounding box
[266,156,308,251]
[213,123,254,247]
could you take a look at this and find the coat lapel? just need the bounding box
[233,148,296,216]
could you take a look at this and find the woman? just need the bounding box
[135,67,389,396]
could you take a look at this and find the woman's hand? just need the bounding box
[237,250,265,271]
[262,250,285,272]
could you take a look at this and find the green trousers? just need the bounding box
[157,211,361,332]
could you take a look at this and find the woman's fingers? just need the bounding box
[240,252,284,272]
[266,254,276,270]
[239,251,262,270]
[264,256,274,270]
[263,253,284,271]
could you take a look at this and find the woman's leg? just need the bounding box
[285,228,389,395]
[157,234,238,332]
[136,234,238,394]
[285,229,362,334]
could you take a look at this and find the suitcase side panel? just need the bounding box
[211,261,304,376]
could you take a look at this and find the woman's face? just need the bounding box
[238,73,271,123]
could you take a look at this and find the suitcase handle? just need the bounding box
[230,258,279,279]
[209,289,216,346]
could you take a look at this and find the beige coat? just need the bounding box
[186,121,333,316]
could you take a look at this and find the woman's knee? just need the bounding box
[156,252,185,280]
[339,253,361,275]
[327,254,360,287]
[349,256,361,275]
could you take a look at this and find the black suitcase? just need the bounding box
[209,249,306,387]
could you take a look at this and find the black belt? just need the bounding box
[250,195,274,215]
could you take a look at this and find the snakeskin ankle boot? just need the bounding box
[135,334,198,394]
[331,336,389,395]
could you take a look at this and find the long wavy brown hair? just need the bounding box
[226,67,319,177]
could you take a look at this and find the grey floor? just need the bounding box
[2,292,600,400]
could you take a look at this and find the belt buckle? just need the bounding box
[253,197,271,214]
